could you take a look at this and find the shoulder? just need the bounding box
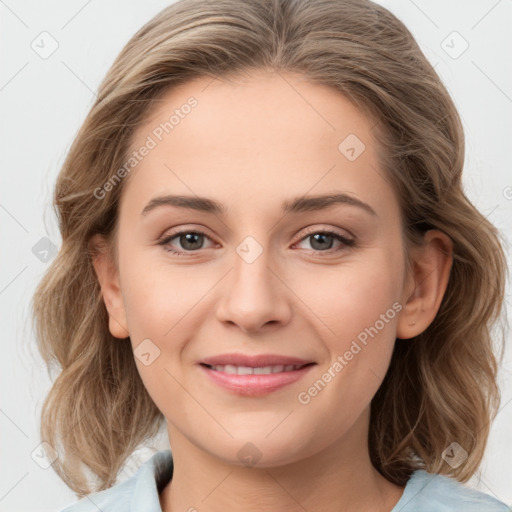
[394,469,510,512]
[58,450,173,512]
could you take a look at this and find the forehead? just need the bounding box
[132,70,375,156]
[121,70,397,222]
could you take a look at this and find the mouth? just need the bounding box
[201,362,312,374]
[198,353,316,396]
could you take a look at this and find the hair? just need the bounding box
[32,0,508,498]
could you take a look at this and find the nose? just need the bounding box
[215,244,292,334]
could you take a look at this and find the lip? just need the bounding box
[199,353,316,397]
[200,353,313,367]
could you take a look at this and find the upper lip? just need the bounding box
[200,353,315,367]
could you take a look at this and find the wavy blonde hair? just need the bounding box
[32,0,508,497]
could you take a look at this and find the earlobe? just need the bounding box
[89,234,130,339]
[396,230,453,340]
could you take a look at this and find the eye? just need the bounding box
[158,228,215,255]
[157,226,356,256]
[294,228,355,254]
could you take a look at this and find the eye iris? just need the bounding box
[310,233,334,250]
[180,233,203,250]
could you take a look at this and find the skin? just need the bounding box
[91,69,453,511]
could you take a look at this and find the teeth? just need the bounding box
[254,366,273,374]
[209,364,304,374]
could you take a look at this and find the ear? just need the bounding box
[396,229,453,339]
[89,234,130,339]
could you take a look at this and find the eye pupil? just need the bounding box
[310,233,333,250]
[181,232,203,250]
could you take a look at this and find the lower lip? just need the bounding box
[199,364,315,396]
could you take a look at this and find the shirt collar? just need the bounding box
[130,449,173,512]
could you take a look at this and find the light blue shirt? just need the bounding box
[59,449,510,511]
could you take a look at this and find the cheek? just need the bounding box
[119,247,207,341]
[293,248,404,343]
[294,265,402,433]
[305,248,404,396]
[117,253,200,414]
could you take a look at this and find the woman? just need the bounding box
[32,0,509,510]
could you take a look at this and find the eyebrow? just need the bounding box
[141,192,377,217]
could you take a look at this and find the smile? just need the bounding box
[198,355,316,396]
[205,363,309,375]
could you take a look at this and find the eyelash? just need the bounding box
[157,227,356,256]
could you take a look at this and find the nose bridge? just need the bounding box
[215,235,291,332]
[233,239,274,293]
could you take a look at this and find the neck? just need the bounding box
[159,411,404,512]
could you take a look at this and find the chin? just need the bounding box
[197,431,320,469]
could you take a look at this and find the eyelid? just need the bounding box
[296,224,354,243]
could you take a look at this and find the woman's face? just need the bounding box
[101,70,416,467]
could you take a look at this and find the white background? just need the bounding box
[1,0,511,510]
